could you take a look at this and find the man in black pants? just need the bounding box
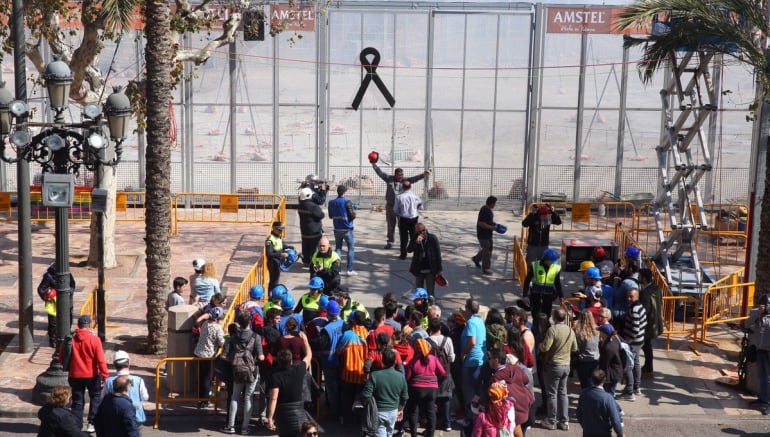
[393,180,422,260]
[472,196,497,275]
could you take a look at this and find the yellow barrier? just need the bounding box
[80,288,97,329]
[511,237,528,290]
[698,268,755,345]
[173,193,285,236]
[153,357,225,429]
[661,295,700,352]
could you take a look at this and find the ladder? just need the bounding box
[653,50,714,292]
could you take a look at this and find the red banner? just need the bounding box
[269,5,316,32]
[547,6,648,35]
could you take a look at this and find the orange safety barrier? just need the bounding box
[511,237,528,290]
[173,193,284,236]
[154,357,226,429]
[698,268,755,345]
[661,295,700,352]
[78,283,119,330]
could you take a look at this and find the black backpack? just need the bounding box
[60,332,75,371]
[230,333,257,383]
[426,337,452,379]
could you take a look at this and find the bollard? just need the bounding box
[167,305,200,394]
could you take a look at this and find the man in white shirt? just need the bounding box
[393,180,422,260]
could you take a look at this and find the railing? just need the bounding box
[153,357,225,429]
[173,193,285,235]
[698,268,755,345]
[511,237,528,290]
[661,295,701,352]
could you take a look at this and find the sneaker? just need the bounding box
[85,424,95,433]
[352,399,364,409]
[541,419,557,430]
[221,426,236,434]
[472,257,481,268]
[616,393,636,401]
[347,270,358,276]
[763,405,770,416]
[633,388,642,396]
[444,426,452,432]
[384,243,393,249]
[240,428,250,435]
[482,270,493,275]
[557,422,569,431]
[399,255,407,260]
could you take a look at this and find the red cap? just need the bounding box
[538,205,550,215]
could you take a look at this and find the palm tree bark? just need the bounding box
[144,0,173,355]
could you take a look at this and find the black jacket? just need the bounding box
[297,199,325,238]
[407,231,443,276]
[37,404,88,437]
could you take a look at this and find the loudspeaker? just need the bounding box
[91,188,108,213]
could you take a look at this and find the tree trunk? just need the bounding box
[144,0,173,355]
[88,164,117,269]
[757,128,770,303]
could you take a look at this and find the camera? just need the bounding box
[300,174,329,193]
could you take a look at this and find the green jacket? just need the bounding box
[640,283,664,339]
[361,366,408,412]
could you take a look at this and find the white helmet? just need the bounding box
[299,187,313,201]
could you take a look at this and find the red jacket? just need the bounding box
[60,328,109,379]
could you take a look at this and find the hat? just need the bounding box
[538,205,551,215]
[542,248,559,262]
[597,323,614,336]
[759,294,770,306]
[318,294,329,311]
[592,247,606,258]
[326,300,341,316]
[308,277,325,290]
[415,338,431,357]
[588,285,603,300]
[114,350,130,366]
[407,288,429,301]
[272,221,284,230]
[193,258,206,272]
[585,267,602,280]
[579,260,595,272]
[77,315,92,327]
[624,246,640,259]
[335,286,350,298]
[249,285,265,300]
[208,306,224,321]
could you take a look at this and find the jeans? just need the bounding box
[398,217,418,258]
[461,365,481,418]
[474,236,493,270]
[758,350,770,403]
[544,364,570,424]
[376,408,399,437]
[324,367,340,419]
[198,359,213,399]
[334,229,355,272]
[414,272,436,297]
[603,382,617,396]
[436,395,452,429]
[406,387,437,437]
[629,344,642,392]
[577,360,599,390]
[227,377,259,433]
[69,375,102,430]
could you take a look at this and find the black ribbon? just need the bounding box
[350,47,396,110]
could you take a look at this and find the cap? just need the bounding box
[578,260,595,272]
[592,247,606,258]
[114,350,130,366]
[408,288,429,301]
[77,315,92,327]
[588,284,603,300]
[335,286,350,298]
[281,293,296,310]
[272,221,284,230]
[597,323,614,336]
[208,306,225,321]
[193,258,206,272]
[308,277,325,290]
[326,300,341,316]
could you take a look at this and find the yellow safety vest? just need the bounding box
[311,251,340,270]
[301,293,320,310]
[264,301,282,313]
[266,234,283,251]
[341,301,369,322]
[531,261,560,289]
[45,297,57,316]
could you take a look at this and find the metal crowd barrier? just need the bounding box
[661,295,700,352]
[173,193,285,235]
[511,237,528,290]
[698,268,755,345]
[153,356,225,429]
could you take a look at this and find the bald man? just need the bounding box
[310,237,342,295]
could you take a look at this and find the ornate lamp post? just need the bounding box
[0,58,131,404]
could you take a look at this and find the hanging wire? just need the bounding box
[99,35,123,102]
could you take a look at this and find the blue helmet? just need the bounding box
[542,248,559,262]
[271,284,288,302]
[625,246,640,259]
[281,293,296,310]
[494,224,508,234]
[280,248,299,271]
[249,285,265,300]
[585,267,602,280]
[318,294,329,310]
[308,276,325,290]
[208,306,224,321]
[408,287,429,301]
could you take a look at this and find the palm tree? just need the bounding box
[616,0,769,300]
[143,0,173,355]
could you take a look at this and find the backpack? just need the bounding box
[60,332,75,371]
[619,338,634,372]
[426,336,455,394]
[231,333,258,383]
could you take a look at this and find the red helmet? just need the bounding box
[43,287,57,300]
[592,247,606,258]
[435,274,448,287]
[538,205,551,215]
[368,151,380,164]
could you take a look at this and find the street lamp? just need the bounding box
[0,59,131,404]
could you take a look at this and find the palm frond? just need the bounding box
[101,0,141,32]
[615,0,770,92]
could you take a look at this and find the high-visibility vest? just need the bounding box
[531,261,560,292]
[301,293,320,310]
[266,234,283,251]
[311,251,340,270]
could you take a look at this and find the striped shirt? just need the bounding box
[623,301,647,346]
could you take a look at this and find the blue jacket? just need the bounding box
[576,386,623,437]
[94,393,139,437]
[328,196,356,231]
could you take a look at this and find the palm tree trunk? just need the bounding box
[144,0,173,355]
[757,116,770,303]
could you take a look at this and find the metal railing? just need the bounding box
[698,268,755,345]
[511,237,528,290]
[173,193,285,235]
[153,357,225,429]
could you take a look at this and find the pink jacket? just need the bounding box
[471,402,516,437]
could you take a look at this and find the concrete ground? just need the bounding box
[0,204,766,436]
